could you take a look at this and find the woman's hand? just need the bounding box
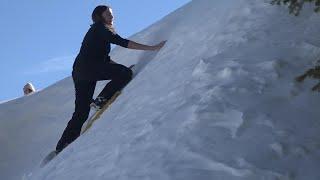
[151,41,167,51]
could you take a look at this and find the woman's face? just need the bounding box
[102,8,114,26]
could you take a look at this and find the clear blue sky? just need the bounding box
[0,0,190,101]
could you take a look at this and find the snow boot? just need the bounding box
[90,96,109,110]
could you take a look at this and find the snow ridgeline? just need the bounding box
[1,0,320,179]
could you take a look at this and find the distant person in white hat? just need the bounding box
[23,82,36,95]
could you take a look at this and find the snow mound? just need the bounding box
[1,0,320,180]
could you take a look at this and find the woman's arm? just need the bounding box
[127,40,166,51]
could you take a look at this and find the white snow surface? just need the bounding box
[1,0,320,179]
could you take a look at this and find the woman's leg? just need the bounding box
[56,64,131,152]
[56,79,96,153]
[94,64,133,105]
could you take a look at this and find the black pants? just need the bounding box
[56,63,132,152]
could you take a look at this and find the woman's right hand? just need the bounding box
[152,41,167,51]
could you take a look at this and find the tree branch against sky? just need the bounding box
[271,0,320,15]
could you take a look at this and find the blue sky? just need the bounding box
[0,0,190,101]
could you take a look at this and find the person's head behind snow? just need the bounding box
[23,82,36,95]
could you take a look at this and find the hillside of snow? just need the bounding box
[1,0,320,179]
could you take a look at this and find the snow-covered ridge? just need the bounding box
[1,0,320,179]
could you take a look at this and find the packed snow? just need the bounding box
[1,0,320,179]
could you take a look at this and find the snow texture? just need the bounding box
[1,0,320,179]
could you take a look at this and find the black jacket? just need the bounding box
[72,22,129,80]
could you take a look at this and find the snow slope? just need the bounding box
[1,0,320,179]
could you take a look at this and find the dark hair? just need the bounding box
[91,5,116,33]
[92,5,109,23]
